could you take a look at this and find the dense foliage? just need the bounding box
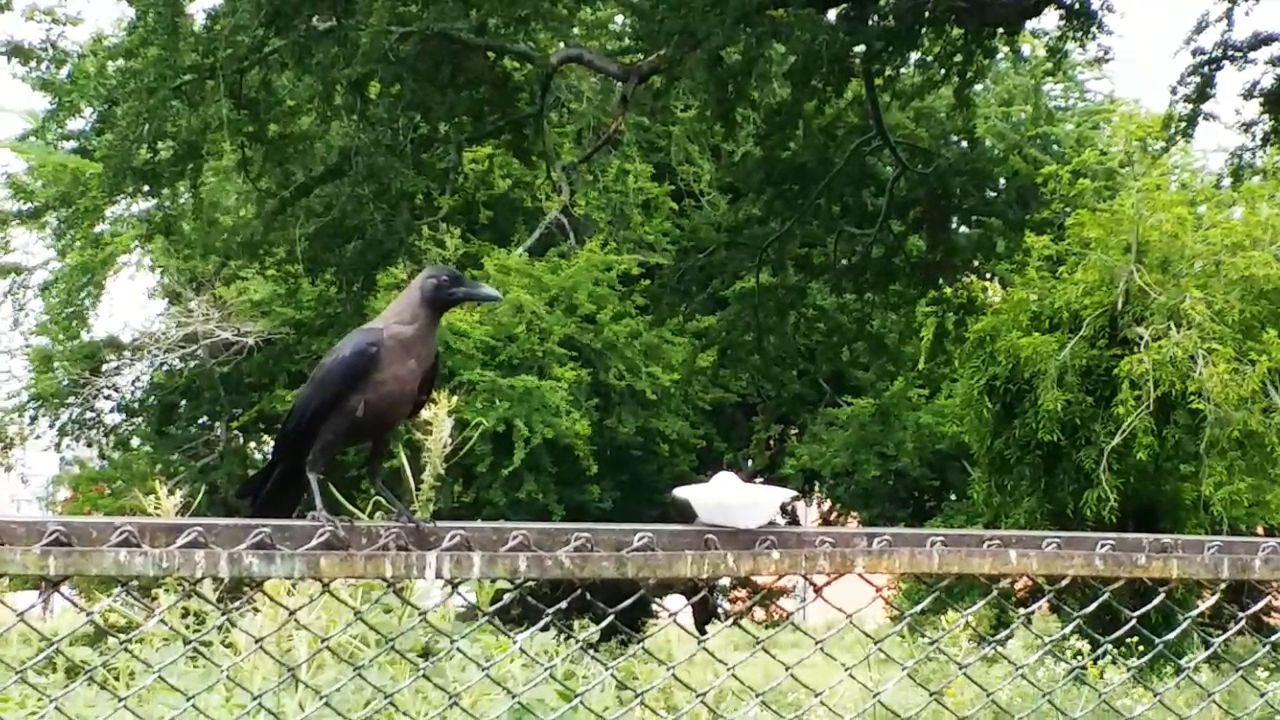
[2,0,1279,543]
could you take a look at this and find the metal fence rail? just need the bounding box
[0,516,1277,718]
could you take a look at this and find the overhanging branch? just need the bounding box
[429,31,667,87]
[860,59,933,176]
[417,28,672,255]
[412,0,1048,256]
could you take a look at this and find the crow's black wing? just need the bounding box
[235,326,384,503]
[275,326,385,450]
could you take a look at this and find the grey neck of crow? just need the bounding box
[374,275,439,328]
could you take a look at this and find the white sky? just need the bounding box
[0,0,1274,515]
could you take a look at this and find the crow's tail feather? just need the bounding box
[237,456,308,519]
[235,456,277,501]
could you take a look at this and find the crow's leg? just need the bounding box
[366,439,434,530]
[302,468,345,529]
[303,445,348,531]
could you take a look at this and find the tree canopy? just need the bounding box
[1172,0,1280,174]
[1,0,1278,548]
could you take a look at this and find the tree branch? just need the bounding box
[745,48,944,403]
[367,27,670,255]
[947,0,1068,32]
[170,34,295,93]
[429,31,668,87]
[860,59,934,176]
[58,293,281,417]
[516,106,629,255]
[749,129,879,380]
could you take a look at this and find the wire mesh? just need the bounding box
[0,518,1277,718]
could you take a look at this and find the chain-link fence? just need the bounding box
[1,517,1279,718]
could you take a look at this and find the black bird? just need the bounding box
[236,265,503,524]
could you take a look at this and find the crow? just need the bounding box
[236,265,502,524]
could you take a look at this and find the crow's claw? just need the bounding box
[393,508,435,532]
[305,509,347,530]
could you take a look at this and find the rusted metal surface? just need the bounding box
[4,546,1280,581]
[0,514,1278,557]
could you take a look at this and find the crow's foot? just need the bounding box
[393,508,436,532]
[300,509,353,548]
[305,509,350,529]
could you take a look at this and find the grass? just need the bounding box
[0,579,1278,719]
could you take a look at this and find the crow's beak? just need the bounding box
[458,281,503,304]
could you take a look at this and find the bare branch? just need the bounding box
[0,257,54,278]
[55,293,283,416]
[158,296,282,363]
[516,167,574,256]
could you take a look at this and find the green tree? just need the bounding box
[778,43,1128,523]
[888,115,1280,663]
[948,114,1280,536]
[1,0,1116,521]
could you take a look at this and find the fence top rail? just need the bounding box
[2,543,1280,576]
[0,515,1276,558]
[6,545,1280,580]
[0,516,1274,580]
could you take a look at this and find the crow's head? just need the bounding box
[416,265,503,313]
